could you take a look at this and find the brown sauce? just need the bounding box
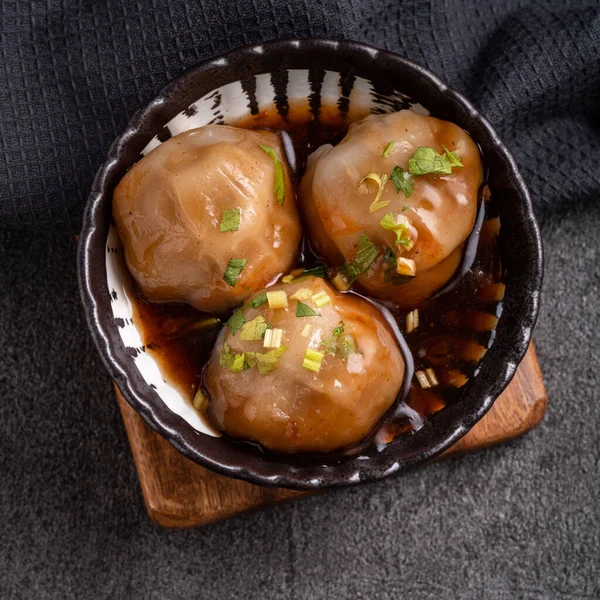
[131,107,503,450]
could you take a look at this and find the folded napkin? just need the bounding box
[0,0,598,231]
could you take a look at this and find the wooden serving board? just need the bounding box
[115,343,547,529]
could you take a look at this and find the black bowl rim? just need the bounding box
[77,37,543,491]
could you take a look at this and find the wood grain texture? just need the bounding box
[116,342,547,529]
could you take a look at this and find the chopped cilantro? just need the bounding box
[320,322,346,356]
[239,316,268,341]
[343,233,379,284]
[219,208,241,233]
[296,301,321,318]
[224,309,246,336]
[390,166,414,198]
[219,343,250,373]
[259,144,285,206]
[245,346,288,375]
[223,258,247,287]
[248,292,268,308]
[381,141,395,158]
[408,146,463,177]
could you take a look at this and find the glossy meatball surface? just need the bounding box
[113,125,301,313]
[300,110,484,306]
[204,277,405,453]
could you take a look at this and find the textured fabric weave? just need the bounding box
[1,3,600,599]
[0,0,598,231]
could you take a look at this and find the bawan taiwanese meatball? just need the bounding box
[113,125,302,314]
[299,110,484,307]
[203,276,405,453]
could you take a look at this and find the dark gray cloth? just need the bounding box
[0,0,599,230]
[1,1,600,598]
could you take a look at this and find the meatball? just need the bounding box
[204,276,405,453]
[113,125,302,314]
[299,110,484,307]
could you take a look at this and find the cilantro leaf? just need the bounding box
[320,322,345,356]
[248,292,268,308]
[343,233,379,284]
[219,343,250,373]
[219,208,241,233]
[225,309,246,336]
[239,316,268,341]
[223,258,247,287]
[296,301,321,318]
[390,166,414,198]
[319,337,338,356]
[443,145,463,167]
[245,346,288,375]
[259,144,285,206]
[408,146,463,177]
[338,334,359,359]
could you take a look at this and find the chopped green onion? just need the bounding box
[259,144,285,206]
[299,265,326,279]
[396,257,417,277]
[219,208,241,233]
[266,290,289,309]
[248,292,268,308]
[332,321,345,337]
[358,172,391,214]
[302,349,325,372]
[290,288,313,301]
[426,368,439,386]
[415,370,431,389]
[415,368,439,388]
[380,212,413,248]
[301,324,312,337]
[223,258,247,287]
[381,141,395,158]
[282,265,325,284]
[263,328,284,349]
[192,387,209,412]
[331,271,351,291]
[338,334,358,360]
[311,291,331,308]
[320,325,354,358]
[406,309,419,333]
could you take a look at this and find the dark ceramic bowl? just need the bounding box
[78,38,542,491]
